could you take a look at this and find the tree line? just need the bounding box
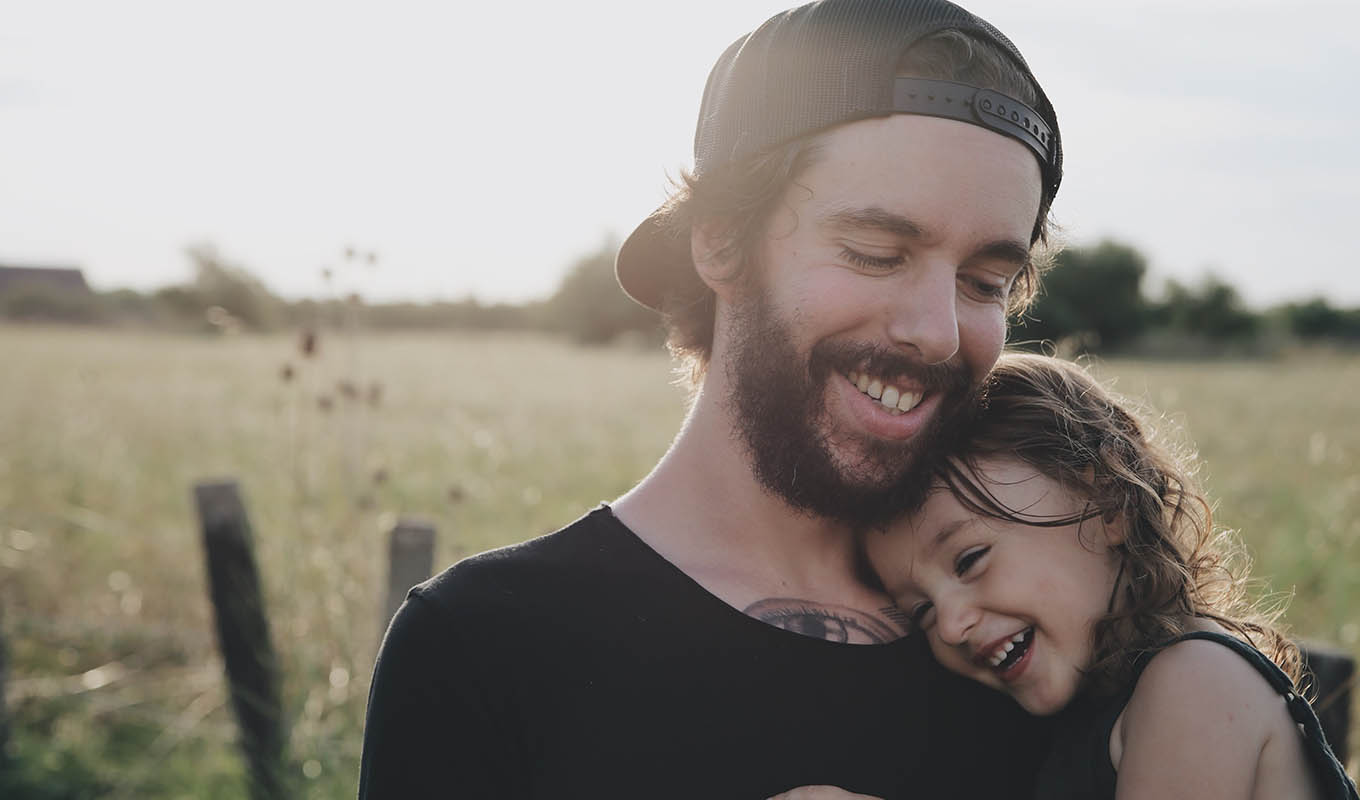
[3,239,1357,354]
[1008,241,1360,354]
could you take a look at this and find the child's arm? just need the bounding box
[1111,638,1282,799]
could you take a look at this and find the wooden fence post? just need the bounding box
[0,601,9,765]
[1301,641,1355,760]
[382,518,436,635]
[194,480,286,800]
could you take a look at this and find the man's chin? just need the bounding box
[771,438,935,526]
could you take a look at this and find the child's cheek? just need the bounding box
[928,636,970,677]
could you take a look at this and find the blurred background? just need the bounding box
[1,0,1357,797]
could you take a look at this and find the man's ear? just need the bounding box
[690,222,743,300]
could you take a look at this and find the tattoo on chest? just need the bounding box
[742,598,905,643]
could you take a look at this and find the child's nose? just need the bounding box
[934,599,980,647]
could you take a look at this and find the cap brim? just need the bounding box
[615,205,694,312]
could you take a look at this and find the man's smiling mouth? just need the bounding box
[846,369,926,415]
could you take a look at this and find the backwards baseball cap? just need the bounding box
[616,0,1062,312]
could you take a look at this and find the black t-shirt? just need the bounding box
[358,506,1052,799]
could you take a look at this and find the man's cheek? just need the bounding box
[963,310,1007,378]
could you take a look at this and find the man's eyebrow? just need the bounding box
[823,206,926,239]
[971,239,1033,270]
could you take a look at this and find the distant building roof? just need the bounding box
[0,265,91,294]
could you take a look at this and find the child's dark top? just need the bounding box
[1035,631,1357,800]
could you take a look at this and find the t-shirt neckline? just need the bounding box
[591,503,918,653]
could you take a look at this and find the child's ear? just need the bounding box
[1100,508,1127,548]
[1078,464,1125,546]
[690,222,743,301]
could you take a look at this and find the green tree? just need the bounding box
[186,244,283,330]
[544,238,661,345]
[1011,239,1148,351]
[1279,298,1360,340]
[1155,275,1259,341]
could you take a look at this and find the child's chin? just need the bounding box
[1013,692,1075,717]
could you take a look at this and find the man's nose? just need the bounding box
[885,264,960,365]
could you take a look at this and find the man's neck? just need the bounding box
[612,380,909,643]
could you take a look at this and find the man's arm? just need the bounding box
[358,592,525,799]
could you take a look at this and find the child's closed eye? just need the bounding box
[954,545,990,577]
[908,601,934,629]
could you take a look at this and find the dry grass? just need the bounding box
[1,326,1355,796]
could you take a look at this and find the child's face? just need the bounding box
[863,457,1124,715]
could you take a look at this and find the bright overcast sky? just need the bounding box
[2,0,1357,306]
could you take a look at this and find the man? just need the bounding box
[359,1,1063,796]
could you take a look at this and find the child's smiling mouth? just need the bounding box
[978,627,1034,680]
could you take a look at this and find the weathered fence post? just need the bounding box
[0,601,9,765]
[382,518,436,635]
[194,480,286,800]
[1301,641,1355,760]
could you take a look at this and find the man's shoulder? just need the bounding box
[410,504,631,618]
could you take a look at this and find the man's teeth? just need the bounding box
[989,629,1030,667]
[847,371,922,415]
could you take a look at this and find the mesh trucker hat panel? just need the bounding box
[616,0,1062,312]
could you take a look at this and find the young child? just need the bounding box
[862,353,1357,800]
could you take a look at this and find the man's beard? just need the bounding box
[725,291,980,527]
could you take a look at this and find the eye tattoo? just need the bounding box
[743,598,901,644]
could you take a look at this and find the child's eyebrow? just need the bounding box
[929,518,980,554]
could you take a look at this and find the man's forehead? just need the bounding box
[787,118,1043,251]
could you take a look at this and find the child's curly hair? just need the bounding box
[934,352,1301,696]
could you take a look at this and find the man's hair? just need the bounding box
[933,353,1301,695]
[658,30,1058,386]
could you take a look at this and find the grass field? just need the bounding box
[2,326,1357,797]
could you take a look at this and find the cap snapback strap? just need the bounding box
[892,77,1055,173]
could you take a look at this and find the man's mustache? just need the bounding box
[809,339,970,395]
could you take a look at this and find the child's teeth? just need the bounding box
[897,391,918,412]
[880,386,900,408]
[989,629,1031,668]
[866,380,883,399]
[856,373,870,392]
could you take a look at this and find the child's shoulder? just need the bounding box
[1128,632,1283,721]
[1109,630,1291,796]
